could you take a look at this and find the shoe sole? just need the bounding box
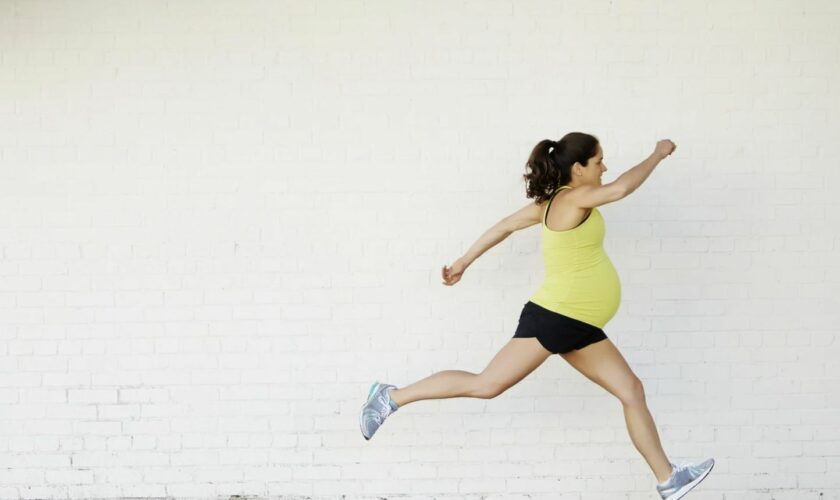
[666,460,714,500]
[359,381,384,441]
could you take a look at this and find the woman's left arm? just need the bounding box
[442,201,544,285]
[459,200,545,267]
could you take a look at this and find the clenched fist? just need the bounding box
[654,139,677,160]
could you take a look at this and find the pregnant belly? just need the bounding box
[530,259,622,329]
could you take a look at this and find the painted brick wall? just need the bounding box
[1,1,839,499]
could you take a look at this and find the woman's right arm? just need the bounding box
[615,152,663,194]
[616,139,676,194]
[566,140,675,208]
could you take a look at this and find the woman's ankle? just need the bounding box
[388,388,405,407]
[655,464,674,484]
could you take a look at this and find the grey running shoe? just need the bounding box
[359,381,399,441]
[656,458,715,499]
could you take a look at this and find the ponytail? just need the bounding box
[522,132,599,204]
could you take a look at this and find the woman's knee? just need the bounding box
[471,374,506,399]
[616,376,646,406]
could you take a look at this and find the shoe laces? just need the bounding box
[373,391,392,425]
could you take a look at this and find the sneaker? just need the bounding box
[656,458,715,500]
[359,381,399,441]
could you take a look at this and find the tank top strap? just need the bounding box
[543,185,573,225]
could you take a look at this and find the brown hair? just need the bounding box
[523,132,600,204]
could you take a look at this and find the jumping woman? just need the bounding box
[359,132,714,499]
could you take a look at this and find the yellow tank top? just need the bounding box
[529,185,622,329]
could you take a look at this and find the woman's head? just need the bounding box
[523,132,607,203]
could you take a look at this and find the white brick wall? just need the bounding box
[1,0,839,498]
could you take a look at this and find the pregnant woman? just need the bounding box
[359,132,714,500]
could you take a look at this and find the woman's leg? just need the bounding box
[389,337,552,407]
[560,339,673,483]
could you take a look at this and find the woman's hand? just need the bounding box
[654,139,677,160]
[441,258,468,286]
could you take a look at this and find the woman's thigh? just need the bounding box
[477,337,553,396]
[559,338,643,402]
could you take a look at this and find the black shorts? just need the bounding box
[513,301,608,354]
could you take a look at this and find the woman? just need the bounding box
[359,132,714,500]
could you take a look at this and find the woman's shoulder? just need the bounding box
[544,189,593,231]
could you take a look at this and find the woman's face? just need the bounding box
[579,144,608,185]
